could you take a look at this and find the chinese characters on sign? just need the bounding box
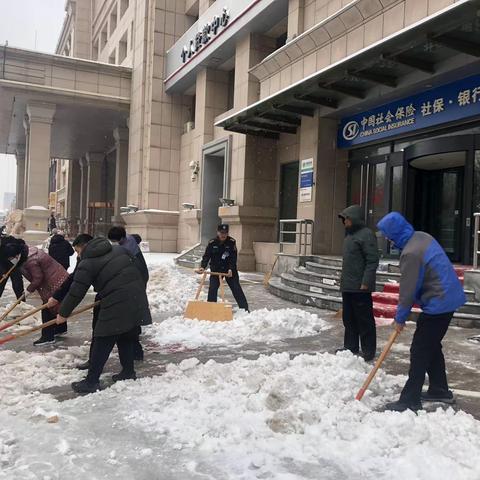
[338,75,480,148]
[299,158,314,203]
[181,7,230,63]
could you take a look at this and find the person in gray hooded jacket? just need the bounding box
[338,205,379,361]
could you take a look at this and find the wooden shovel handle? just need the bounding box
[0,264,16,286]
[0,301,50,333]
[0,302,99,346]
[0,293,26,323]
[195,272,207,300]
[355,330,400,401]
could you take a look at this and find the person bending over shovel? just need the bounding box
[377,212,466,412]
[0,237,69,346]
[197,224,249,311]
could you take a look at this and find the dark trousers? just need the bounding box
[86,326,138,384]
[207,272,249,311]
[41,306,57,341]
[88,305,143,362]
[0,263,24,299]
[400,312,453,404]
[342,292,376,356]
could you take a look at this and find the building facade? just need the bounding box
[3,0,480,268]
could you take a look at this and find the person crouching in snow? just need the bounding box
[0,237,69,345]
[377,212,466,412]
[56,236,149,393]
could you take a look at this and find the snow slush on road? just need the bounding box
[0,256,479,479]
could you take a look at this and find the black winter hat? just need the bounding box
[0,237,25,259]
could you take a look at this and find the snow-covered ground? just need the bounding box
[1,350,479,479]
[1,253,480,479]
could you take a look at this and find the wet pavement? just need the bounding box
[2,271,480,418]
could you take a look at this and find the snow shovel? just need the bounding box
[263,255,279,287]
[0,300,50,333]
[184,271,233,322]
[355,329,400,401]
[0,264,16,285]
[0,292,26,323]
[0,302,98,346]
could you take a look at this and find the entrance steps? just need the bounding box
[269,256,480,328]
[175,243,205,269]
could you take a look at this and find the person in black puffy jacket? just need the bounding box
[48,232,74,270]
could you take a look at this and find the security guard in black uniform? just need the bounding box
[197,224,249,311]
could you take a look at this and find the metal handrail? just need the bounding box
[474,213,480,269]
[279,219,314,255]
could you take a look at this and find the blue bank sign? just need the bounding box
[338,74,480,148]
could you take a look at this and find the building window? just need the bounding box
[227,69,235,111]
[109,49,116,64]
[101,24,108,50]
[276,32,288,49]
[120,0,129,18]
[92,39,99,60]
[110,5,118,36]
[130,21,134,50]
[118,32,128,63]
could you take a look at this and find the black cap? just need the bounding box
[217,224,229,233]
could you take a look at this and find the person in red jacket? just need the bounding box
[1,237,69,346]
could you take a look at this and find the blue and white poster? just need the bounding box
[338,74,480,148]
[299,158,314,203]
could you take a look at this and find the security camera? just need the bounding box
[182,203,195,210]
[127,205,139,212]
[219,198,235,207]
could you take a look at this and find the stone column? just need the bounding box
[79,157,88,233]
[288,0,304,39]
[85,152,104,234]
[112,127,128,224]
[15,146,26,210]
[67,159,82,236]
[23,116,30,210]
[23,102,56,244]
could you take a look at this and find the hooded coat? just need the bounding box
[339,205,379,292]
[58,237,149,337]
[377,212,466,323]
[48,234,74,270]
[21,247,69,302]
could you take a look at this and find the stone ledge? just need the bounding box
[219,205,277,225]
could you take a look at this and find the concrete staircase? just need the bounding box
[269,256,480,328]
[175,243,205,269]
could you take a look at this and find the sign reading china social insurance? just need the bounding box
[338,74,480,148]
[181,7,230,63]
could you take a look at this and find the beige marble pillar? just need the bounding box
[79,157,88,233]
[112,127,128,224]
[15,146,26,210]
[85,152,104,233]
[22,116,30,210]
[25,102,55,208]
[23,102,56,243]
[67,159,82,236]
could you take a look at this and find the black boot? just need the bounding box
[54,323,68,336]
[384,400,422,412]
[33,337,55,346]
[112,371,137,383]
[421,390,455,404]
[76,361,90,370]
[71,379,100,394]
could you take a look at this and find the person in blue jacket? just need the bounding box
[377,212,466,412]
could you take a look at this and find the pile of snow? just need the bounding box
[0,347,86,414]
[146,308,328,349]
[113,352,479,479]
[147,263,198,315]
[0,349,479,478]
